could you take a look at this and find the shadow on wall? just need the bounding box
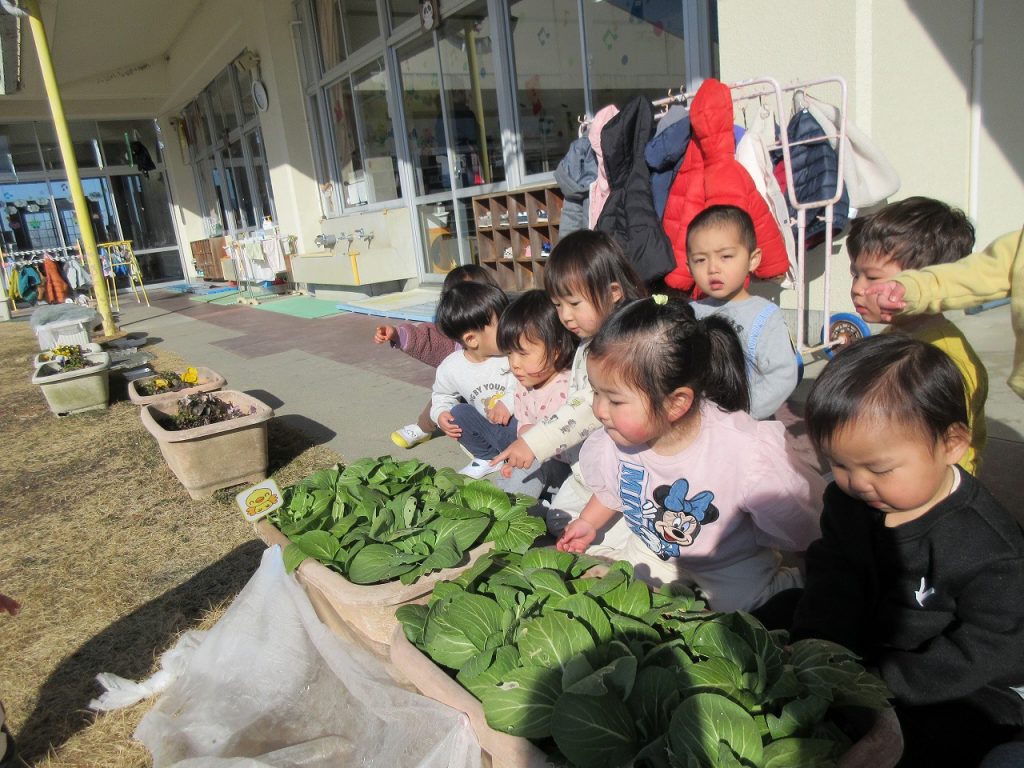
[905,0,1024,189]
[13,541,266,763]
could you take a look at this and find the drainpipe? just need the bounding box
[12,0,117,336]
[967,0,983,221]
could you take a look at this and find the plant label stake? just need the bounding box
[237,479,283,522]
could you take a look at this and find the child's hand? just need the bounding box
[437,411,462,439]
[373,325,398,345]
[863,281,907,322]
[0,593,20,617]
[557,519,596,553]
[492,437,536,472]
[487,400,512,425]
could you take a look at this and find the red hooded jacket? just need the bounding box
[661,78,789,292]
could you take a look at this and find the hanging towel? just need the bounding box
[798,92,900,209]
[587,104,620,228]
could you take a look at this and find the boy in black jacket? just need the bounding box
[791,334,1024,767]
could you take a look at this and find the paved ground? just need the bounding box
[108,288,1022,519]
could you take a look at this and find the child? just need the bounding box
[847,196,988,474]
[790,334,1024,767]
[492,230,647,541]
[557,296,824,613]
[431,281,518,478]
[496,289,579,496]
[867,227,1024,400]
[687,205,798,420]
[373,264,499,448]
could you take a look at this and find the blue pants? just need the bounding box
[451,403,517,460]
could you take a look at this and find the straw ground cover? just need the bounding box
[0,320,343,766]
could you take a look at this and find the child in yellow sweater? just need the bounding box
[847,197,987,474]
[869,227,1024,400]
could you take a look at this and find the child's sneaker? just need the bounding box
[390,424,431,449]
[458,458,503,479]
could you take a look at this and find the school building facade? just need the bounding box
[1,0,1021,319]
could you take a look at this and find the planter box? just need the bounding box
[388,629,903,768]
[127,366,227,406]
[389,625,555,768]
[31,352,111,416]
[33,317,91,351]
[255,519,492,656]
[33,342,103,369]
[140,390,273,499]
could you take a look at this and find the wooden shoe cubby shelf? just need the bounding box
[472,184,563,291]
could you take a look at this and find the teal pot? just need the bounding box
[31,351,111,416]
[140,390,273,500]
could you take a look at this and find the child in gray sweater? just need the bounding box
[687,205,797,420]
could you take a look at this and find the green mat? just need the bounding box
[247,296,344,318]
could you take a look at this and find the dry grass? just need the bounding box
[0,320,344,767]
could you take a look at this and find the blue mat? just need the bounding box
[335,300,436,322]
[164,282,237,296]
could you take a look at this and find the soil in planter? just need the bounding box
[155,392,256,431]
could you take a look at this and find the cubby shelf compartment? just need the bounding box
[471,184,563,290]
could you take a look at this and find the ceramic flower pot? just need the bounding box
[127,366,227,406]
[139,390,273,499]
[31,351,111,416]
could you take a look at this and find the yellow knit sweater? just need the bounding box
[894,228,1024,399]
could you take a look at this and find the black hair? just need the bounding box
[805,333,968,451]
[435,281,509,341]
[588,297,750,428]
[846,196,975,270]
[686,204,758,254]
[442,263,500,292]
[543,230,647,315]
[497,289,578,373]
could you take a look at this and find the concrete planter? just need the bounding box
[140,390,273,499]
[33,342,104,369]
[127,366,227,406]
[389,625,903,768]
[31,352,111,416]
[255,519,493,657]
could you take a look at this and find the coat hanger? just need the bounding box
[577,114,591,138]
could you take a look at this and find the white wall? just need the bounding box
[717,0,1024,332]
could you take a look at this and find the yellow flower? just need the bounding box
[181,367,199,384]
[652,294,669,305]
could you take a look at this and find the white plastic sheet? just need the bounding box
[100,546,480,768]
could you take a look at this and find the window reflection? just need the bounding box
[438,3,504,188]
[583,0,686,112]
[509,0,586,176]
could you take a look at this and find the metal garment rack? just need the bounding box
[97,240,150,310]
[0,244,92,313]
[652,75,856,359]
[222,231,296,305]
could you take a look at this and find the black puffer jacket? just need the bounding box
[784,109,850,247]
[594,95,675,283]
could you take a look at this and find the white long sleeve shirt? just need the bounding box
[430,350,518,424]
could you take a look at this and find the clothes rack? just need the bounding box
[222,229,296,305]
[650,75,854,358]
[97,240,150,310]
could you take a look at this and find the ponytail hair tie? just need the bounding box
[652,294,668,305]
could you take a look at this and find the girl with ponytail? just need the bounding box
[558,296,824,614]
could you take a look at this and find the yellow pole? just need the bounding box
[24,0,117,337]
[464,22,491,184]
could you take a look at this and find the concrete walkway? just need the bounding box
[112,288,1022,519]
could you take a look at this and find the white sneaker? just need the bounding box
[390,424,431,449]
[458,458,503,479]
